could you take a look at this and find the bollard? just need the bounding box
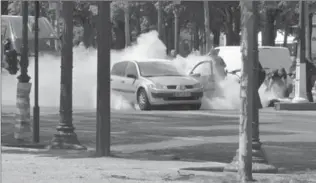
[15,82,32,141]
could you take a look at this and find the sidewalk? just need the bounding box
[2,146,316,183]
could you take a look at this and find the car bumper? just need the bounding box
[148,88,203,105]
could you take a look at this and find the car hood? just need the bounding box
[146,76,199,86]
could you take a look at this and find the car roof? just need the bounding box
[115,59,171,64]
[134,58,171,63]
[215,46,289,50]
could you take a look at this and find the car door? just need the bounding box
[110,61,128,96]
[122,61,139,104]
[189,60,216,92]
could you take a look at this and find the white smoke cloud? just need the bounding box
[2,30,287,111]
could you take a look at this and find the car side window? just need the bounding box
[192,62,213,76]
[125,62,138,77]
[111,61,128,76]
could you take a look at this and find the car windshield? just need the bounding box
[138,61,183,77]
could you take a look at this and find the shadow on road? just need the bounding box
[2,109,315,173]
[113,141,316,173]
[2,141,315,173]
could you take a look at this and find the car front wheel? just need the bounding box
[137,88,151,111]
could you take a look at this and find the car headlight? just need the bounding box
[148,83,166,89]
[193,83,203,88]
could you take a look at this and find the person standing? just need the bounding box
[2,39,19,74]
[208,48,226,81]
[256,61,266,109]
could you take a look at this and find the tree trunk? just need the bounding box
[1,1,9,15]
[200,29,205,54]
[225,9,234,45]
[124,2,131,47]
[113,21,125,50]
[306,13,313,60]
[283,23,289,47]
[96,1,111,157]
[134,11,141,37]
[157,1,163,40]
[212,29,220,47]
[238,1,255,182]
[204,1,211,52]
[233,8,241,45]
[225,8,240,46]
[174,8,180,55]
[194,24,200,50]
[262,9,276,46]
[165,17,174,54]
[83,17,93,48]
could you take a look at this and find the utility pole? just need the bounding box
[49,2,86,150]
[157,1,163,40]
[15,1,32,142]
[204,1,211,53]
[173,1,181,55]
[124,1,131,47]
[292,1,308,103]
[33,1,40,143]
[96,1,111,157]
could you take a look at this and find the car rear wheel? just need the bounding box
[137,89,151,111]
[190,103,201,110]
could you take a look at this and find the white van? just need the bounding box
[214,46,294,100]
[214,46,293,75]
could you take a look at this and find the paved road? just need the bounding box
[2,106,316,172]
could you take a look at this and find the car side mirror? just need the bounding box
[127,74,137,79]
[190,72,201,78]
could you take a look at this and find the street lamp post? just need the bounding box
[49,2,86,150]
[33,1,40,143]
[15,1,32,142]
[292,1,309,103]
[96,1,111,157]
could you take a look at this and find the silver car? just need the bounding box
[110,59,204,110]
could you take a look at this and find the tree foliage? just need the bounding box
[2,1,307,52]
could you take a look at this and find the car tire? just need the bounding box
[137,88,151,111]
[190,103,201,110]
